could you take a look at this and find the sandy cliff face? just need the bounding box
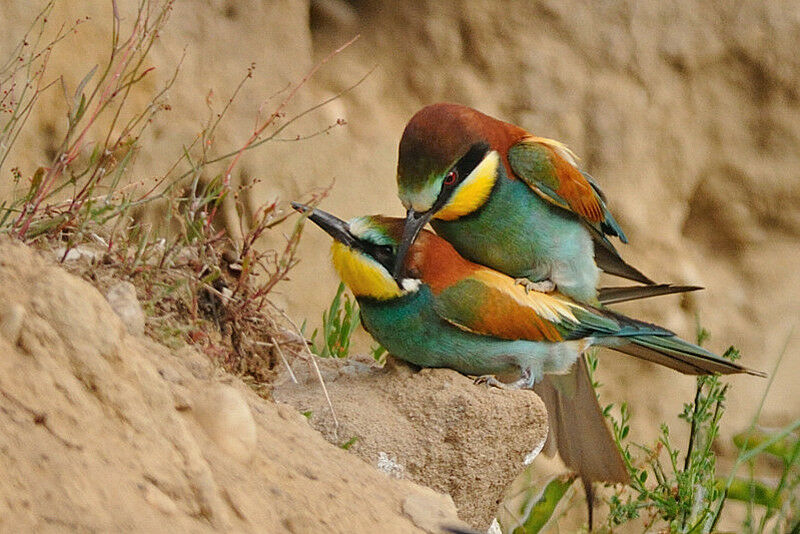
[1,0,798,519]
[0,239,475,532]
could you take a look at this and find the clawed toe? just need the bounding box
[514,278,555,294]
[473,375,509,389]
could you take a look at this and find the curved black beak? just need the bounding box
[291,202,357,248]
[393,208,433,281]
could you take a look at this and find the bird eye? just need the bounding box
[374,244,393,257]
[443,170,457,186]
[372,244,394,269]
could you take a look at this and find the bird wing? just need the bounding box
[507,136,628,243]
[430,266,622,342]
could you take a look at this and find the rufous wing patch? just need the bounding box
[433,266,583,343]
[519,136,605,223]
[411,230,595,343]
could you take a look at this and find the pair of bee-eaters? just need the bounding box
[294,103,762,525]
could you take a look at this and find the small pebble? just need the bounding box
[106,282,145,336]
[193,385,257,463]
[0,303,25,344]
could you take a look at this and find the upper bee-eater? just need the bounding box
[394,102,656,304]
[294,203,764,525]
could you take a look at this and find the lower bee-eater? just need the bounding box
[293,203,764,525]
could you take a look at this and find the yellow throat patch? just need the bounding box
[435,150,500,221]
[331,242,403,300]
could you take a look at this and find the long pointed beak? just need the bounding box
[291,202,357,248]
[393,208,433,280]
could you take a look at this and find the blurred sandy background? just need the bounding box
[2,0,798,465]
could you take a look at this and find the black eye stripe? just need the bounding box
[430,142,491,211]
[365,243,395,272]
[453,142,490,182]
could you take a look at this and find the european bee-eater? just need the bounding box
[394,102,655,304]
[294,203,764,523]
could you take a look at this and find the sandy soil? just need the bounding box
[0,239,478,532]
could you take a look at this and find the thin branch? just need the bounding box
[269,301,339,440]
[204,34,361,229]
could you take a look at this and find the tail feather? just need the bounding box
[583,299,765,377]
[533,356,629,529]
[598,284,702,305]
[590,230,654,284]
[608,335,766,377]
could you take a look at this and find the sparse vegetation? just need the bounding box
[305,282,361,359]
[304,281,387,362]
[499,328,798,534]
[599,331,798,533]
[603,360,732,531]
[0,0,356,384]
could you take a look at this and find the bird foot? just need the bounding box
[473,375,528,390]
[473,375,511,389]
[514,278,555,294]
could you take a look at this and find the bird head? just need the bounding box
[292,203,419,300]
[395,103,516,279]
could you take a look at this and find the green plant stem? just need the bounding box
[711,326,794,530]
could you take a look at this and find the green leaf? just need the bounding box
[500,473,577,534]
[370,344,387,363]
[723,477,781,508]
[722,345,741,361]
[73,64,98,103]
[88,142,103,165]
[0,200,11,229]
[736,419,800,464]
[26,166,46,198]
[308,282,362,359]
[71,93,87,124]
[340,436,358,450]
[733,426,799,462]
[104,143,136,203]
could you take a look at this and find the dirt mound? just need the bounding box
[273,356,549,528]
[0,238,476,533]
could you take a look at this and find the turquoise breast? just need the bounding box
[432,173,587,281]
[357,285,531,377]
